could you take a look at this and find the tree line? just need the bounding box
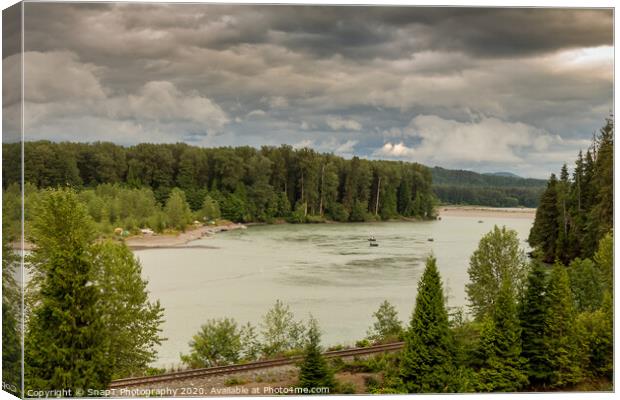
[431,167,546,208]
[2,142,436,226]
[529,118,613,264]
[433,185,542,208]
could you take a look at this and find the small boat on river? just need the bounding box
[369,242,379,247]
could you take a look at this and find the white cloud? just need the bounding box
[246,109,267,118]
[326,115,362,131]
[293,139,314,149]
[12,51,230,140]
[375,142,416,158]
[375,115,557,164]
[292,138,357,157]
[22,51,107,103]
[117,81,229,132]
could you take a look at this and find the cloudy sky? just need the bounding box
[3,3,613,178]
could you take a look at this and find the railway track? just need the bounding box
[109,341,404,388]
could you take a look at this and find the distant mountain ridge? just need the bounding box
[431,167,546,188]
[483,171,523,179]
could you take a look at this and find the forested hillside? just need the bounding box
[432,167,546,208]
[2,142,436,231]
[529,118,613,264]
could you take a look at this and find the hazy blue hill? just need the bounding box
[432,167,546,188]
[483,171,522,179]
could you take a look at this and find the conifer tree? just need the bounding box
[298,317,335,391]
[555,165,571,264]
[567,258,603,313]
[528,174,559,263]
[25,189,111,393]
[519,263,549,387]
[400,256,455,393]
[474,280,527,392]
[543,265,581,388]
[590,118,613,238]
[593,232,613,293]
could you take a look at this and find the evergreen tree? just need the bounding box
[543,265,581,388]
[298,317,336,391]
[590,118,613,239]
[574,293,613,380]
[474,280,528,392]
[567,258,603,313]
[400,256,455,393]
[555,164,571,264]
[528,174,559,263]
[25,189,111,393]
[593,232,613,293]
[530,118,613,264]
[519,263,549,386]
[466,226,528,321]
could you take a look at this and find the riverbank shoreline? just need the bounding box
[124,223,247,250]
[438,205,536,219]
[10,206,535,251]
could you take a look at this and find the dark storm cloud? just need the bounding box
[4,2,614,178]
[18,4,612,60]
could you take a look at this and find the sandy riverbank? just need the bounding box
[11,223,247,251]
[124,223,246,250]
[438,206,536,219]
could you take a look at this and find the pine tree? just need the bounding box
[543,265,581,388]
[400,256,455,393]
[567,258,603,313]
[567,151,585,260]
[474,280,528,392]
[593,231,613,293]
[298,317,335,391]
[590,117,613,238]
[555,165,571,264]
[519,263,550,387]
[528,174,559,263]
[25,189,111,393]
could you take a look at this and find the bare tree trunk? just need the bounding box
[300,172,307,217]
[375,177,381,216]
[319,164,325,216]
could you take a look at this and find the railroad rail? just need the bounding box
[109,341,404,388]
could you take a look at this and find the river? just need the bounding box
[135,213,534,368]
